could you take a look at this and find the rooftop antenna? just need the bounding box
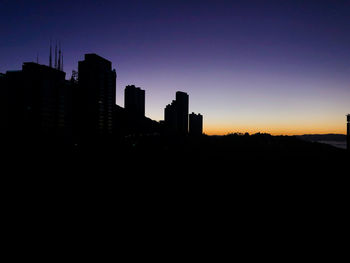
[49,39,52,68]
[54,41,57,69]
[58,41,61,71]
[61,51,64,71]
[36,53,39,64]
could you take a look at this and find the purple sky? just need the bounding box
[1,0,349,134]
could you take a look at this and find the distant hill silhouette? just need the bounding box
[297,134,347,149]
[297,134,346,142]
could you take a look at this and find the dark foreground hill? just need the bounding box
[2,133,348,246]
[3,133,347,174]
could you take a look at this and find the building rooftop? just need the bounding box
[23,62,63,71]
[125,85,144,91]
[84,53,112,64]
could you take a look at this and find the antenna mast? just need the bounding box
[54,41,57,69]
[58,41,61,71]
[49,39,52,67]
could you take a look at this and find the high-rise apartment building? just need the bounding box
[189,112,203,135]
[4,62,67,138]
[124,85,145,116]
[78,54,116,137]
[164,92,189,134]
[175,91,189,134]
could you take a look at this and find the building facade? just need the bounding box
[164,100,178,133]
[189,112,203,135]
[78,54,116,138]
[4,62,68,139]
[175,91,189,134]
[124,85,145,116]
[164,91,189,134]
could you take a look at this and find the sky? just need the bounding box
[1,0,349,135]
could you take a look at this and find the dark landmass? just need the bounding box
[4,133,348,175]
[3,133,348,235]
[297,134,346,142]
[297,134,347,149]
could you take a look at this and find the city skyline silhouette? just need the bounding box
[1,0,349,136]
[2,49,348,139]
[1,51,348,155]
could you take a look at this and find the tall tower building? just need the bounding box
[347,114,350,151]
[175,91,189,134]
[164,91,189,134]
[124,85,145,116]
[164,100,178,133]
[78,54,116,138]
[4,62,67,138]
[189,112,203,135]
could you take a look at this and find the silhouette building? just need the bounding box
[189,112,203,135]
[4,62,68,139]
[164,100,178,133]
[78,54,116,138]
[2,51,205,147]
[113,85,161,136]
[164,91,189,134]
[176,91,189,134]
[124,85,145,116]
[347,114,350,151]
[113,104,160,136]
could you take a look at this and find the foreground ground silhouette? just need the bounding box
[3,133,347,253]
[3,133,347,175]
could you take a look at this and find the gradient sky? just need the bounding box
[1,0,349,135]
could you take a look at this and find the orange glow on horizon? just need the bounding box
[202,115,348,136]
[203,126,346,136]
